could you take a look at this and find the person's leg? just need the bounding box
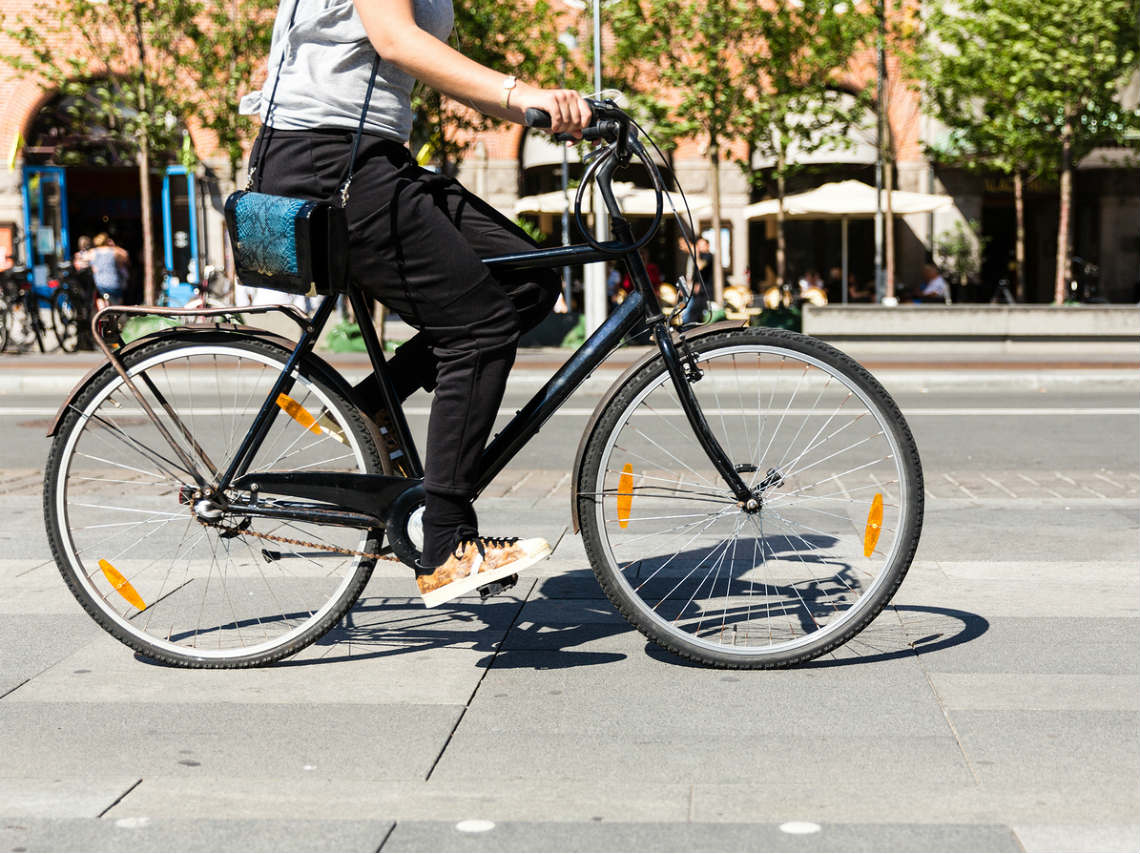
[352,182,558,412]
[254,130,554,574]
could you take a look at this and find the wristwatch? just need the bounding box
[500,75,517,110]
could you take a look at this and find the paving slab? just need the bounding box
[928,673,1140,711]
[379,819,1021,852]
[913,503,1138,563]
[689,781,995,825]
[0,614,104,697]
[1010,822,1140,853]
[946,709,1140,793]
[431,727,975,790]
[460,643,946,740]
[0,702,461,780]
[10,631,490,706]
[0,778,141,819]
[0,817,394,852]
[106,776,692,823]
[903,617,1140,674]
[0,560,91,615]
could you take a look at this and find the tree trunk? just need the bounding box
[1053,110,1074,304]
[133,1,157,306]
[776,144,787,288]
[137,117,156,306]
[885,155,895,300]
[1013,169,1026,302]
[708,138,725,302]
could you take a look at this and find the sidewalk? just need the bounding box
[1,339,1137,398]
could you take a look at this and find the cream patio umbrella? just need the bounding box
[515,181,711,219]
[743,180,954,303]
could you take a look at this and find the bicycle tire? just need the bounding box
[0,297,9,353]
[51,288,79,353]
[577,327,923,668]
[44,334,385,668]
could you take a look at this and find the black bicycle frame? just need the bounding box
[170,146,754,522]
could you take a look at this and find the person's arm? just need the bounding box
[353,0,590,135]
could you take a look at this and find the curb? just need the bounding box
[0,368,1135,398]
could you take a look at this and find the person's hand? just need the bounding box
[513,85,592,138]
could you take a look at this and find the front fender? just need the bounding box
[568,319,746,533]
[46,325,355,437]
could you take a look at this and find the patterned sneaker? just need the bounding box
[416,536,551,608]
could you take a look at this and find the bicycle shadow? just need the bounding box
[138,534,989,671]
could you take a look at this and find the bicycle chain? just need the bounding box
[199,518,403,563]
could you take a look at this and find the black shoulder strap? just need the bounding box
[337,54,382,208]
[249,0,380,205]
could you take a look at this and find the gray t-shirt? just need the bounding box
[240,0,454,143]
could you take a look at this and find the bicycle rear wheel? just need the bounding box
[577,327,923,668]
[44,334,384,667]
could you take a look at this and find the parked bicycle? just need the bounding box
[1,264,51,353]
[51,263,104,353]
[43,100,924,669]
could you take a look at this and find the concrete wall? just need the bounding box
[803,304,1140,356]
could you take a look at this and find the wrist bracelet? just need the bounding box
[500,75,517,110]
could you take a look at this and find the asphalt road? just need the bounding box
[0,370,1137,852]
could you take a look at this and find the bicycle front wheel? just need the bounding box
[578,327,923,668]
[44,334,384,667]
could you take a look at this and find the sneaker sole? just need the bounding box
[419,545,552,608]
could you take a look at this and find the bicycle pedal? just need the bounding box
[478,574,519,600]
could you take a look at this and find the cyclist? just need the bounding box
[242,0,591,606]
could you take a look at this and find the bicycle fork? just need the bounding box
[610,217,754,507]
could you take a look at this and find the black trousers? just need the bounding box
[252,128,559,564]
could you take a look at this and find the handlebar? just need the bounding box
[524,99,625,143]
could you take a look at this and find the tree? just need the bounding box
[912,0,1139,303]
[409,0,567,175]
[738,0,876,289]
[187,0,278,184]
[607,0,761,301]
[3,0,205,304]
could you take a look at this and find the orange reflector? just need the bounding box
[617,463,634,528]
[863,493,884,558]
[276,393,321,437]
[98,559,146,610]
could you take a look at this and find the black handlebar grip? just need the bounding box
[524,108,552,128]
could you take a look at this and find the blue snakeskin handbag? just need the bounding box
[224,0,377,298]
[224,191,349,297]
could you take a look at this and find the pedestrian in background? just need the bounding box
[90,234,129,305]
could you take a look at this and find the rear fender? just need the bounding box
[569,319,746,533]
[46,325,356,437]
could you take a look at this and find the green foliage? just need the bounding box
[1,0,202,166]
[754,305,801,332]
[607,0,758,152]
[187,0,278,179]
[909,0,1140,175]
[2,0,277,178]
[513,217,547,244]
[740,0,877,185]
[934,219,988,282]
[411,0,568,173]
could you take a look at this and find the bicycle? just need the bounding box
[1,264,50,353]
[51,263,105,353]
[42,100,924,669]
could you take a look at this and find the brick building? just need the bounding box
[1,0,1136,304]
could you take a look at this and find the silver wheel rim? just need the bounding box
[54,343,372,661]
[592,342,910,658]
